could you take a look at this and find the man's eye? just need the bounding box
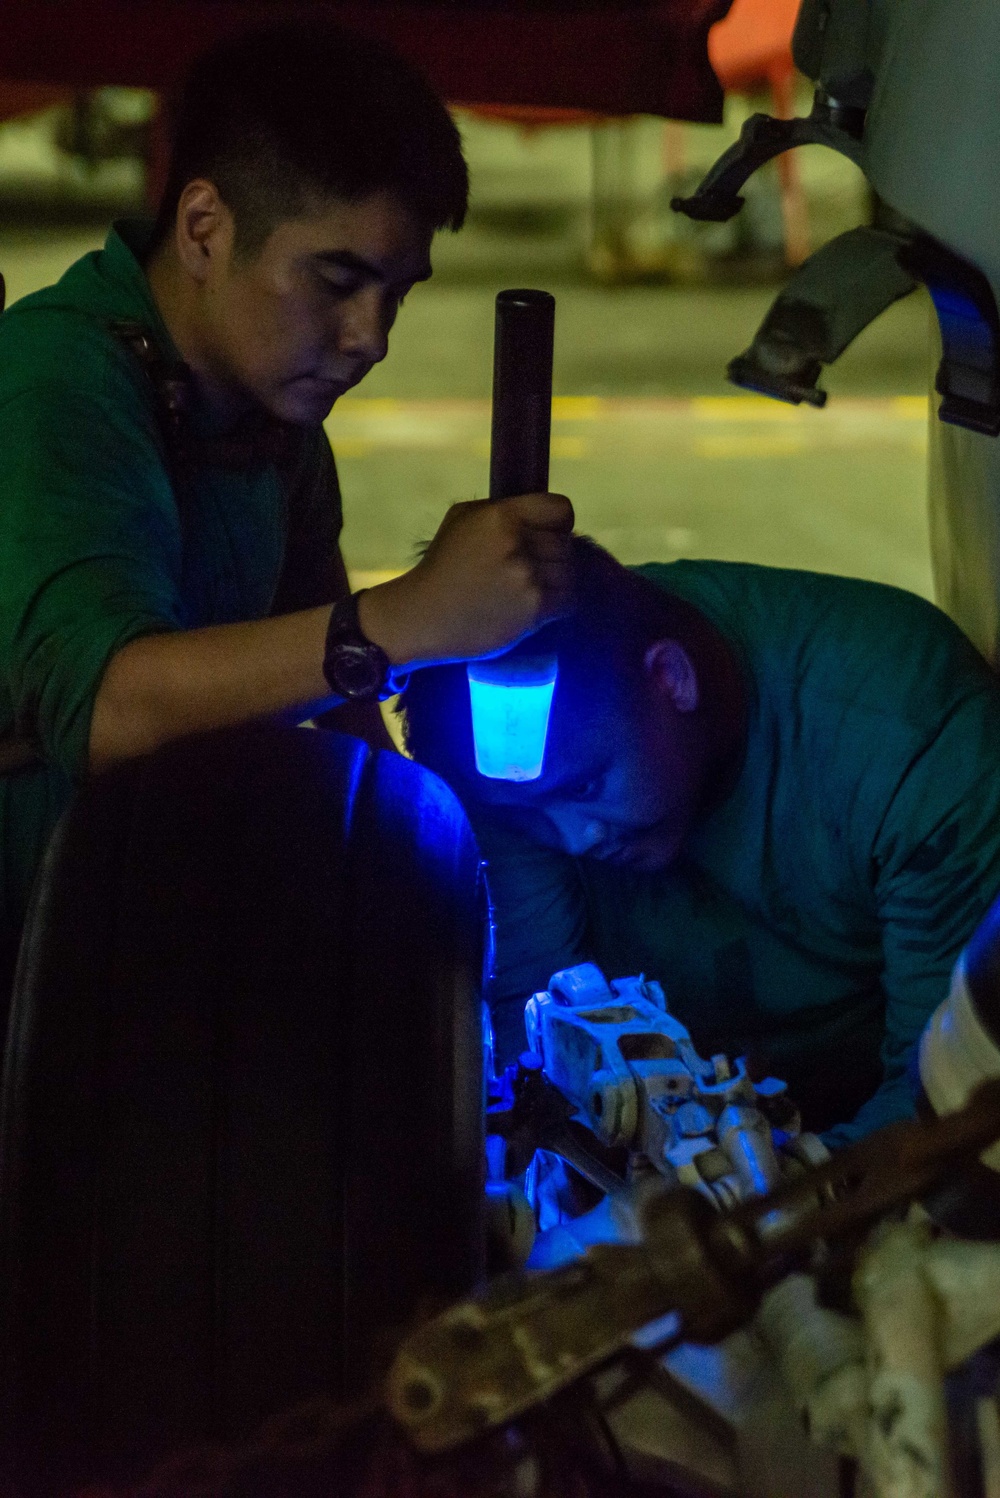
[318,274,358,297]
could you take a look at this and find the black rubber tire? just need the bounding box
[0,725,485,1493]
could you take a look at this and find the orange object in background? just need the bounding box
[708,0,800,92]
[708,0,809,265]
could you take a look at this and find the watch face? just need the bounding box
[329,641,384,699]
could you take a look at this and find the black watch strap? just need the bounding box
[322,592,403,702]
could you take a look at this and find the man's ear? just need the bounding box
[173,179,233,284]
[644,639,699,713]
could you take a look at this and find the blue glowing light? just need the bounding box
[467,655,558,781]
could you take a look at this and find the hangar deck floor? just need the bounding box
[338,391,930,602]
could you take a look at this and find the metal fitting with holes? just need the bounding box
[523,963,825,1206]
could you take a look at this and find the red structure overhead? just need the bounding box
[0,2,732,122]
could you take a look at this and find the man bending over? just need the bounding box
[402,541,1000,1145]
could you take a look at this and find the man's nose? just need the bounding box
[335,288,390,365]
[547,809,606,856]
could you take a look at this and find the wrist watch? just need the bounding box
[322,591,403,701]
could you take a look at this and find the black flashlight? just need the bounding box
[468,289,558,782]
[489,289,555,500]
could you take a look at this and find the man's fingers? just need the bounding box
[403,488,576,664]
[499,491,575,531]
[521,527,572,563]
[531,560,575,619]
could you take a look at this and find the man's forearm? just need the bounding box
[89,606,336,771]
[87,489,575,772]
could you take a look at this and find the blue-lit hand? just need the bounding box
[357,491,574,668]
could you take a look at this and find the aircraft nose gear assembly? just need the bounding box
[486,964,824,1228]
[390,928,1000,1498]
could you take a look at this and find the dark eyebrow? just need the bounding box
[313,249,432,284]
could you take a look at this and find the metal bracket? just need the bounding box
[670,94,864,226]
[726,225,918,407]
[390,1080,1000,1454]
[898,237,1000,438]
[724,229,1000,436]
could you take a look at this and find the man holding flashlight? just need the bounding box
[403,539,1000,1146]
[0,25,574,1006]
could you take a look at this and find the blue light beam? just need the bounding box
[467,655,558,782]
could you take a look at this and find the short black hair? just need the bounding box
[401,538,704,799]
[151,23,469,255]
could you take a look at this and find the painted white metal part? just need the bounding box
[855,1216,952,1498]
[527,1185,844,1498]
[919,954,1000,1172]
[616,1218,1000,1498]
[516,962,1000,1495]
[753,1214,1000,1497]
[525,963,797,1205]
[756,1274,867,1459]
[860,1,1000,658]
[608,1327,843,1498]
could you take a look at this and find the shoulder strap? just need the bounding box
[110,318,192,469]
[110,319,299,474]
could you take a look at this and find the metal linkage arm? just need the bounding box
[388,1079,1000,1453]
[670,99,864,226]
[726,225,918,407]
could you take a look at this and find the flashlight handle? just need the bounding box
[489,289,555,501]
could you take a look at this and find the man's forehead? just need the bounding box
[286,192,434,276]
[312,245,433,284]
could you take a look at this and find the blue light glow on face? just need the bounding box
[467,655,558,781]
